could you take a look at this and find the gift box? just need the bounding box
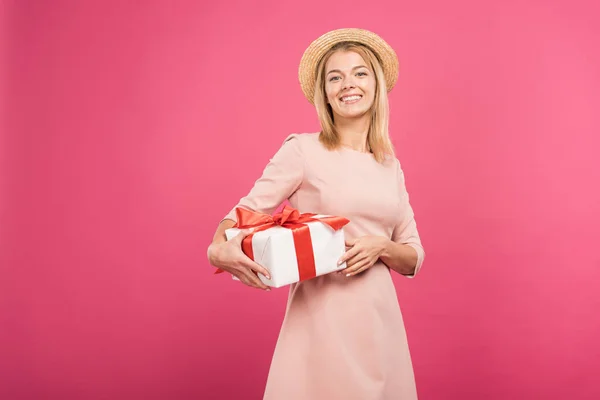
[217,205,350,288]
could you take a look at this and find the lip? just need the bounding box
[339,94,363,104]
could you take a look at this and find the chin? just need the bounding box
[338,109,370,119]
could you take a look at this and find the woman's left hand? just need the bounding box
[337,235,389,277]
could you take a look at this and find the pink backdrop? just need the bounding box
[3,1,600,399]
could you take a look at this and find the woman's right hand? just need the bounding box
[207,229,272,291]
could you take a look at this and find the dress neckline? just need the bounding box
[338,143,372,154]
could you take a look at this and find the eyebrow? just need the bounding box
[326,65,369,76]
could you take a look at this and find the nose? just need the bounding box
[342,75,356,91]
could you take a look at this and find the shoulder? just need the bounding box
[282,132,319,145]
[280,132,321,153]
[380,152,401,171]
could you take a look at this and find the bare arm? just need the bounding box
[379,241,418,276]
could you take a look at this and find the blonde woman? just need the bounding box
[208,28,426,400]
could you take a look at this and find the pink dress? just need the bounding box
[223,132,425,400]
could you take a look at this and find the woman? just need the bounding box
[207,28,425,400]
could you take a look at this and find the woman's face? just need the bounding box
[324,50,376,120]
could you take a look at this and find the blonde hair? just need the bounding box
[313,42,395,163]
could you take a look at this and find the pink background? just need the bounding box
[2,1,600,399]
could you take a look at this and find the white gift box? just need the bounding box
[225,215,347,288]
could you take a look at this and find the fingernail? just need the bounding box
[266,288,271,291]
[346,273,351,277]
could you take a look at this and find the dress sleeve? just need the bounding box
[391,159,426,278]
[221,134,304,223]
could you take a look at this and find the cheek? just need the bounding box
[325,86,336,102]
[367,79,376,94]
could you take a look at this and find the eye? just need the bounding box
[329,76,340,82]
[357,71,368,76]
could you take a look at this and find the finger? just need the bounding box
[341,251,366,269]
[344,259,374,276]
[235,228,254,241]
[238,268,270,290]
[239,274,268,291]
[345,238,356,248]
[235,271,254,287]
[236,272,252,286]
[233,231,272,278]
[338,246,361,265]
[337,254,367,274]
[241,269,269,290]
[243,258,272,280]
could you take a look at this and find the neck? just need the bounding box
[333,113,371,153]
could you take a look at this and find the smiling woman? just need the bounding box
[314,41,394,161]
[208,28,425,400]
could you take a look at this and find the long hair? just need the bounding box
[313,42,395,163]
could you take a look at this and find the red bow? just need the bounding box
[214,205,349,282]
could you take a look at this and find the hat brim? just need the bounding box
[298,28,399,105]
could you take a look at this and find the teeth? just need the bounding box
[342,95,361,102]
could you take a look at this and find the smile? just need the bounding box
[340,95,362,104]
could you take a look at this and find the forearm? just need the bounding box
[379,239,418,276]
[207,219,236,264]
[211,219,236,245]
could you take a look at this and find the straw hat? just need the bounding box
[298,28,399,105]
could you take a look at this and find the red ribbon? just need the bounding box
[214,205,349,282]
